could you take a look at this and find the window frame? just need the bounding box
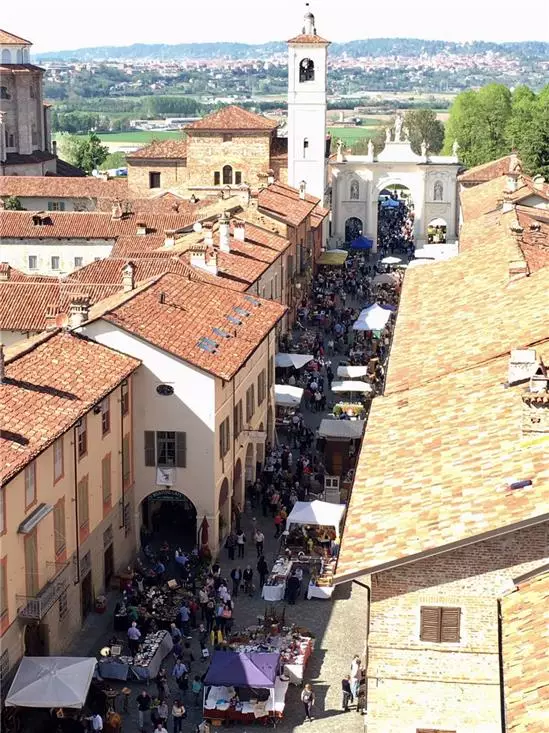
[53,498,66,560]
[222,164,233,185]
[28,255,38,271]
[214,171,221,186]
[101,396,111,436]
[53,436,64,484]
[233,400,243,438]
[121,381,130,416]
[77,416,87,459]
[50,255,60,271]
[78,474,89,542]
[257,369,266,406]
[219,417,231,460]
[74,256,83,269]
[419,605,461,644]
[24,530,39,597]
[234,171,242,185]
[145,431,187,468]
[101,453,112,515]
[24,462,37,511]
[149,171,161,189]
[246,385,255,423]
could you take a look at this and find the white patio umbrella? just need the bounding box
[332,380,373,394]
[5,657,97,708]
[337,365,368,379]
[372,272,398,285]
[274,384,304,407]
[353,304,392,330]
[275,353,314,369]
[381,256,402,265]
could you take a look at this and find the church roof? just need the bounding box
[127,139,187,160]
[186,105,278,132]
[0,29,32,45]
[287,33,330,44]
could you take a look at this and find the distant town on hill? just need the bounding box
[36,38,549,62]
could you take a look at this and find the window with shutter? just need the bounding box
[175,432,186,468]
[102,454,111,513]
[420,606,461,643]
[144,431,156,466]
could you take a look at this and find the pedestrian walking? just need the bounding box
[257,555,268,587]
[171,700,185,733]
[350,654,361,700]
[341,675,352,711]
[192,675,203,706]
[236,529,246,558]
[301,683,315,722]
[127,621,141,656]
[254,529,264,557]
[172,659,188,693]
[287,570,300,605]
[136,689,152,731]
[87,713,103,731]
[230,566,242,596]
[243,564,254,596]
[224,530,236,561]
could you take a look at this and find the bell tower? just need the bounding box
[287,4,329,202]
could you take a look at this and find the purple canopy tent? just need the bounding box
[204,651,279,688]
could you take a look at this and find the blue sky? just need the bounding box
[5,0,549,52]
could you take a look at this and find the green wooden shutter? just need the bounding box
[176,432,186,468]
[144,431,155,466]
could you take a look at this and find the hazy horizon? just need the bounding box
[4,0,549,54]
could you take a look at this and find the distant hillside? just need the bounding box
[35,38,549,62]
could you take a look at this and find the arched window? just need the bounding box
[1,49,11,64]
[16,49,23,63]
[299,58,315,83]
[0,86,10,100]
[433,180,443,201]
[222,165,233,185]
[350,179,360,200]
[345,217,363,243]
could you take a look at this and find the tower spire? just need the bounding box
[303,3,316,35]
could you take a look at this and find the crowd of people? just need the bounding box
[377,194,415,258]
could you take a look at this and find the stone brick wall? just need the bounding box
[366,521,549,732]
[127,159,188,195]
[186,132,271,189]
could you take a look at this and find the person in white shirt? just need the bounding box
[350,654,362,699]
[88,713,103,731]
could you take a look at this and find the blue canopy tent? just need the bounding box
[381,198,400,209]
[350,235,374,250]
[204,651,279,688]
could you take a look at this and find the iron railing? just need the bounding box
[16,560,71,620]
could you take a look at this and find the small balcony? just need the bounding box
[16,560,71,620]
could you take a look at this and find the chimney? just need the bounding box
[45,304,59,330]
[122,262,135,293]
[218,212,231,252]
[505,172,519,193]
[111,202,123,221]
[0,343,5,383]
[267,170,275,185]
[299,180,307,200]
[239,185,251,207]
[0,264,10,281]
[164,229,177,249]
[136,221,147,236]
[501,195,515,214]
[68,296,90,328]
[189,245,218,276]
[203,222,214,246]
[234,221,246,242]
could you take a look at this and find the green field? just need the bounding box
[328,125,379,145]
[55,130,185,144]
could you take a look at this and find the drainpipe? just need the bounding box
[73,424,80,585]
[497,599,507,732]
[120,382,126,531]
[232,377,237,514]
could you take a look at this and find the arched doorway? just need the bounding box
[377,184,414,256]
[427,217,447,244]
[234,458,243,509]
[141,489,197,550]
[345,216,362,243]
[218,478,230,539]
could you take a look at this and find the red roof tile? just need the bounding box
[1,331,140,483]
[126,139,187,160]
[186,105,278,132]
[501,570,549,733]
[258,182,317,227]
[0,175,128,199]
[0,29,31,45]
[99,272,286,380]
[287,34,330,44]
[458,154,521,184]
[0,281,122,331]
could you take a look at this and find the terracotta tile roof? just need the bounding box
[458,154,521,184]
[385,209,549,394]
[54,158,86,177]
[501,570,549,733]
[230,220,290,254]
[99,272,286,380]
[515,207,549,274]
[0,264,53,282]
[287,33,330,44]
[186,105,278,132]
[0,29,31,44]
[110,234,167,256]
[336,348,549,582]
[311,205,329,228]
[0,281,122,331]
[126,139,187,160]
[258,182,317,227]
[0,176,128,199]
[1,331,140,483]
[460,175,507,220]
[0,210,198,240]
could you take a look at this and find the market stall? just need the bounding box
[318,418,365,476]
[261,557,293,602]
[98,630,173,681]
[336,365,368,379]
[5,657,97,709]
[275,353,314,369]
[317,250,348,266]
[203,651,288,724]
[274,384,304,430]
[286,500,345,531]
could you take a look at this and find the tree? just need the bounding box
[403,109,445,154]
[99,151,127,171]
[512,85,549,177]
[74,133,109,174]
[3,196,25,210]
[55,133,83,167]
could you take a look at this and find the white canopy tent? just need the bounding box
[286,500,345,530]
[331,380,372,394]
[336,365,368,379]
[353,304,392,331]
[274,384,304,408]
[318,419,365,440]
[275,353,314,369]
[381,256,402,265]
[5,657,97,709]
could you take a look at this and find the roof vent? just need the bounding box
[32,214,53,226]
[508,349,538,386]
[68,296,90,328]
[197,336,218,353]
[213,327,231,339]
[136,222,147,236]
[159,292,166,304]
[508,479,532,491]
[529,222,541,232]
[244,295,261,308]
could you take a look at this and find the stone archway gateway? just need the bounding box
[345,216,363,243]
[141,489,198,550]
[330,117,461,249]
